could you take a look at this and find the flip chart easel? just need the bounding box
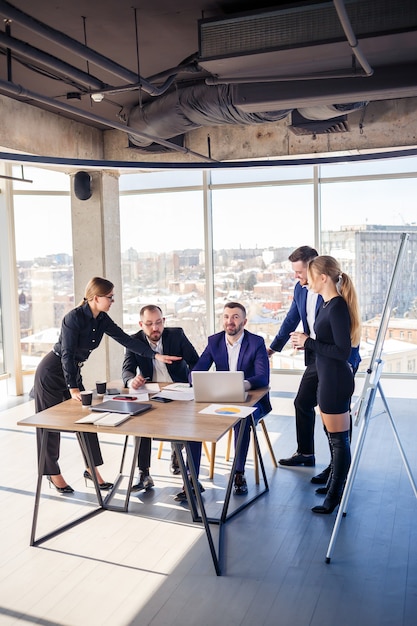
[325,232,417,563]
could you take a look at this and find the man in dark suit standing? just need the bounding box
[174,301,271,501]
[268,246,360,486]
[122,305,199,490]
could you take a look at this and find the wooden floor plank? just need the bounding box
[1,389,417,625]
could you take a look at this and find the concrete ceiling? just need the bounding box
[0,0,416,153]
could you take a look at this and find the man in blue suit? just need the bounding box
[122,305,199,490]
[175,301,271,501]
[268,246,360,486]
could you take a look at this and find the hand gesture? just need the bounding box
[155,353,182,364]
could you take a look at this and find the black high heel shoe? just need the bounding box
[47,475,74,494]
[311,499,339,514]
[83,470,113,491]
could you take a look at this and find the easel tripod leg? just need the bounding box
[325,416,368,563]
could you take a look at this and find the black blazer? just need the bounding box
[122,327,199,386]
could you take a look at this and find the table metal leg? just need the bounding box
[30,429,104,547]
[173,414,270,575]
[104,435,141,512]
[219,415,269,524]
[179,442,222,576]
[29,423,267,576]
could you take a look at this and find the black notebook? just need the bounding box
[90,400,152,416]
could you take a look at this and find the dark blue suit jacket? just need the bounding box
[192,329,272,418]
[270,281,361,371]
[122,327,199,386]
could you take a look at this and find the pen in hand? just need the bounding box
[130,375,151,390]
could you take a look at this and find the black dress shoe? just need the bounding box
[233,472,248,495]
[131,471,154,492]
[311,500,338,514]
[311,464,332,484]
[47,475,74,494]
[279,452,315,467]
[83,470,113,491]
[174,480,205,502]
[174,489,188,502]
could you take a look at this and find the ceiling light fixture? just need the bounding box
[91,92,104,102]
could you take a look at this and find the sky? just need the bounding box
[11,161,417,261]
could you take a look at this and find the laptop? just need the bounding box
[90,400,152,416]
[191,371,248,403]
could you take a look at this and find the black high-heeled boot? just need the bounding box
[312,430,350,514]
[315,425,333,495]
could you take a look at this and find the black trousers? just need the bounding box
[34,351,103,475]
[136,439,183,471]
[137,438,152,471]
[293,362,318,455]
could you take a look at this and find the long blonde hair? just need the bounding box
[78,277,114,306]
[309,256,361,346]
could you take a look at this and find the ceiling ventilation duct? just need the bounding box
[198,0,417,81]
[127,83,292,149]
[127,83,366,151]
[289,111,349,135]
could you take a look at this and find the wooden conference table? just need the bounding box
[18,386,269,575]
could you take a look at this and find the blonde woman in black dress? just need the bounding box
[290,256,361,514]
[33,277,181,494]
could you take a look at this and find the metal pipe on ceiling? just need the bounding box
[206,69,370,86]
[0,78,216,162]
[333,0,373,77]
[0,0,174,96]
[0,31,106,91]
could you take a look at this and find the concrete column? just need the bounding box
[0,162,23,395]
[71,170,124,389]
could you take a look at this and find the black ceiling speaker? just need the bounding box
[74,171,92,200]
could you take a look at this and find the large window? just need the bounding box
[3,154,416,394]
[320,159,417,374]
[120,157,417,375]
[119,186,207,353]
[13,167,73,372]
[211,183,313,351]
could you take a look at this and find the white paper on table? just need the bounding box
[75,412,131,426]
[163,382,192,391]
[144,383,160,393]
[198,404,255,417]
[94,412,131,426]
[153,389,195,401]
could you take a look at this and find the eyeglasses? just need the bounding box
[101,295,115,302]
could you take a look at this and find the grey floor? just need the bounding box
[1,379,417,626]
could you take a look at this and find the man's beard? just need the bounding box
[226,322,244,336]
